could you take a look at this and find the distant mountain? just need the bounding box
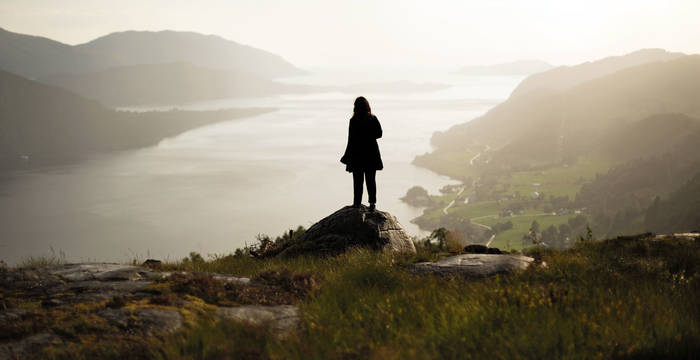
[456,60,553,76]
[414,53,700,182]
[74,30,303,78]
[510,49,684,98]
[40,62,315,106]
[0,27,106,78]
[0,69,273,169]
[0,27,301,80]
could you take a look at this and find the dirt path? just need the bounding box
[470,153,481,166]
[442,186,466,215]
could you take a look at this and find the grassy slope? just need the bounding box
[23,236,700,359]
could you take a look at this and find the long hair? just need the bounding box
[353,96,371,116]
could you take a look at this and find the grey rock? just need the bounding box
[212,274,251,285]
[412,254,535,277]
[47,263,161,282]
[158,271,251,285]
[49,279,153,302]
[0,332,60,360]
[0,308,27,323]
[99,308,183,336]
[277,205,416,257]
[217,305,299,336]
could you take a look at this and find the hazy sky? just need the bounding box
[1,0,699,68]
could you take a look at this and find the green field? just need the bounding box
[479,213,583,251]
[409,158,609,250]
[500,158,611,199]
[412,149,479,181]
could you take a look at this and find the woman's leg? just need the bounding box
[352,171,364,206]
[366,170,377,205]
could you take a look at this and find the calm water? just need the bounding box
[0,69,523,264]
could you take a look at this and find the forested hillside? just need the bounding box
[0,69,271,169]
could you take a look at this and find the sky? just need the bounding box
[1,0,700,68]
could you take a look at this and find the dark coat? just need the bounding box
[340,114,383,172]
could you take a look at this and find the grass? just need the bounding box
[170,237,699,359]
[7,236,699,359]
[26,236,699,359]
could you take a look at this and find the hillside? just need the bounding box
[2,233,698,358]
[0,27,107,78]
[597,113,700,163]
[417,54,700,178]
[0,27,301,80]
[456,60,553,76]
[74,30,302,78]
[510,48,684,98]
[40,62,315,106]
[410,52,700,245]
[645,173,700,233]
[0,69,273,169]
[573,114,700,234]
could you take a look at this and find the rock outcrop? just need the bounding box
[276,205,416,257]
[217,305,299,336]
[412,254,535,277]
[0,263,299,359]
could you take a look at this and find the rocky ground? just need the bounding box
[0,206,548,359]
[0,253,540,359]
[0,263,315,359]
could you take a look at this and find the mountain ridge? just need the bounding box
[73,29,303,78]
[425,53,700,169]
[0,27,302,80]
[510,48,685,98]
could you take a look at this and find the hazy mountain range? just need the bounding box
[509,49,685,98]
[456,60,553,76]
[415,49,700,235]
[0,27,302,80]
[0,27,453,106]
[423,50,698,162]
[0,27,455,168]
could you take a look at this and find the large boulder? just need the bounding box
[278,205,416,257]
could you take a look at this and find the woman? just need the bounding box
[340,96,383,210]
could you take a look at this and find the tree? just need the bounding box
[430,228,448,250]
[542,225,558,245]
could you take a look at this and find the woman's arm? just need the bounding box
[373,116,383,139]
[340,118,354,164]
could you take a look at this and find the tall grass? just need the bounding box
[35,237,700,359]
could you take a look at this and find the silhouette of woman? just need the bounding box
[340,96,383,210]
